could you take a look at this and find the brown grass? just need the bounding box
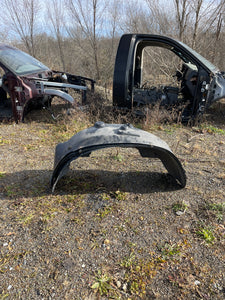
[0,93,225,299]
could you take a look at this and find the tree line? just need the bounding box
[0,0,224,86]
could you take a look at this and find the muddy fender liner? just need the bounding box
[51,122,186,192]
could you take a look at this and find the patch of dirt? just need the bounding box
[0,104,225,299]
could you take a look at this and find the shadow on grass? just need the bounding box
[0,169,183,200]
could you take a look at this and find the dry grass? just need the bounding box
[0,94,225,299]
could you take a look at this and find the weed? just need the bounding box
[201,124,225,134]
[0,253,10,273]
[40,212,57,223]
[0,171,5,178]
[90,240,100,250]
[196,227,215,244]
[159,242,182,260]
[13,251,29,261]
[5,185,24,198]
[113,153,123,162]
[120,252,147,296]
[101,193,111,201]
[120,251,164,296]
[215,213,224,222]
[163,127,174,134]
[91,270,112,296]
[207,202,225,212]
[114,224,126,232]
[5,185,16,197]
[18,213,35,225]
[206,202,225,222]
[96,205,112,219]
[70,216,85,225]
[120,252,136,268]
[172,201,188,214]
[118,240,191,296]
[114,190,127,201]
[0,137,10,145]
[65,194,85,204]
[0,292,9,299]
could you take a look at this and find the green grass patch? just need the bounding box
[91,270,112,296]
[96,205,112,219]
[172,201,188,214]
[201,124,225,134]
[5,185,23,198]
[0,171,6,178]
[196,227,215,244]
[0,137,11,145]
[113,153,124,162]
[206,202,225,222]
[114,190,127,201]
[0,292,10,299]
[18,213,35,225]
[120,252,136,268]
[119,251,163,297]
[207,202,225,212]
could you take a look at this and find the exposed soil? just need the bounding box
[0,101,225,299]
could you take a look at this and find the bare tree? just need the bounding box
[188,0,224,49]
[66,0,107,80]
[0,0,41,56]
[46,0,66,71]
[190,0,203,48]
[173,0,191,41]
[145,0,175,35]
[99,0,121,83]
[122,0,152,33]
[107,0,121,51]
[209,1,225,63]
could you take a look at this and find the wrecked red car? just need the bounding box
[0,44,95,122]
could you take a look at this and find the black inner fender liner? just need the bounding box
[51,122,186,192]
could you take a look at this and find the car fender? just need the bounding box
[44,89,74,104]
[51,122,186,192]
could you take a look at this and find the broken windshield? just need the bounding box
[0,47,49,76]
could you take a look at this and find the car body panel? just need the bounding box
[0,44,95,122]
[113,34,225,121]
[51,122,186,192]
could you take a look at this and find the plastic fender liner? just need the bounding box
[51,122,186,192]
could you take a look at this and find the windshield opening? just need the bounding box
[178,41,219,73]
